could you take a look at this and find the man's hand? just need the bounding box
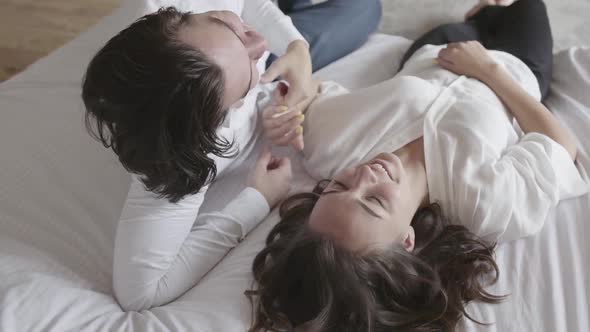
[247,146,293,208]
[261,81,319,151]
[260,40,315,108]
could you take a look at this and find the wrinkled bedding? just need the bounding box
[0,1,589,331]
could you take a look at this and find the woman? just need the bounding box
[81,0,379,312]
[248,0,587,331]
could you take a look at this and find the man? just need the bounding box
[81,0,381,311]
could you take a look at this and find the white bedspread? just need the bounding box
[1,2,589,331]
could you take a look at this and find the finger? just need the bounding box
[448,42,461,49]
[267,113,304,140]
[294,95,311,110]
[283,84,309,107]
[275,126,302,145]
[439,47,449,56]
[263,105,290,121]
[438,48,449,61]
[293,86,318,112]
[269,108,300,121]
[260,60,285,84]
[283,91,304,108]
[436,57,455,70]
[262,105,283,120]
[438,48,456,64]
[264,110,301,133]
[263,111,301,139]
[290,135,304,151]
[278,111,304,131]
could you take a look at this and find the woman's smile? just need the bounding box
[365,152,403,184]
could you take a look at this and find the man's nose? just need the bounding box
[245,31,267,61]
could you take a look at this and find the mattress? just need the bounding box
[1,1,589,331]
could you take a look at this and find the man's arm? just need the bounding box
[241,0,308,56]
[112,147,291,311]
[112,179,269,311]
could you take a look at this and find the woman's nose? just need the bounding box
[244,30,267,61]
[352,165,377,188]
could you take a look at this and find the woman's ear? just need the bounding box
[402,226,415,252]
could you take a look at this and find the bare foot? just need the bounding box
[465,0,515,20]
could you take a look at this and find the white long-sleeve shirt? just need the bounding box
[113,0,305,312]
[302,44,588,244]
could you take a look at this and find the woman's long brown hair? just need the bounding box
[246,181,504,332]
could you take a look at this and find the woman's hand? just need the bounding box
[261,103,305,150]
[247,146,293,208]
[436,41,498,80]
[260,40,315,108]
[261,81,320,151]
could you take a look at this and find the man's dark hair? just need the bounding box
[82,7,233,203]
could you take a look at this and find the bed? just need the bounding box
[1,1,589,331]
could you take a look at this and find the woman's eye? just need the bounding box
[329,181,346,191]
[369,196,384,208]
[330,184,343,191]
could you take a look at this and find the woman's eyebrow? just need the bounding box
[357,199,382,219]
[321,180,345,196]
[321,181,383,219]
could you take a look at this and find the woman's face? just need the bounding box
[309,152,416,252]
[177,10,267,110]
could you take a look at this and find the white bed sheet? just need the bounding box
[1,2,589,331]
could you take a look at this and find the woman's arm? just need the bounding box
[480,63,577,160]
[437,41,577,160]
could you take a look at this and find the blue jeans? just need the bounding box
[267,0,382,72]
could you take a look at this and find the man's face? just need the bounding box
[177,10,267,111]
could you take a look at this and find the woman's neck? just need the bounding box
[394,138,430,208]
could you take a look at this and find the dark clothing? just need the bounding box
[400,0,553,100]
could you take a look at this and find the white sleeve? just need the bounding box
[241,0,307,56]
[462,133,587,243]
[112,175,270,311]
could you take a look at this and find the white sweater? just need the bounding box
[113,0,305,312]
[303,44,587,244]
